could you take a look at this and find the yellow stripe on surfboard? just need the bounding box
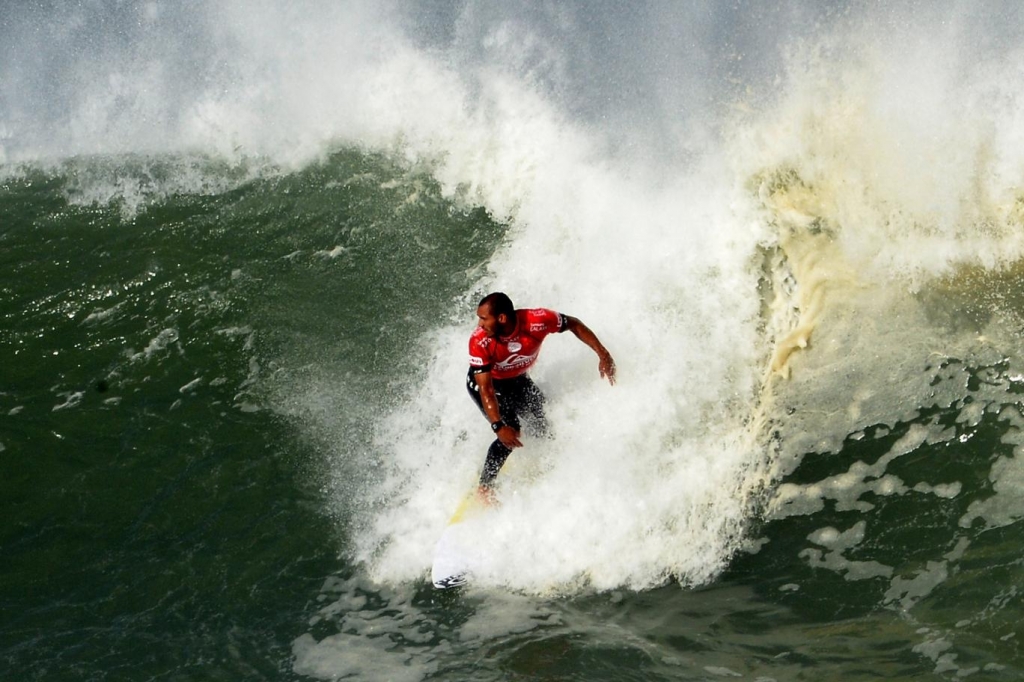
[448,490,486,524]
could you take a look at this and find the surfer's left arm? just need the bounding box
[563,315,616,385]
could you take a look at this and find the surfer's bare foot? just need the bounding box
[477,484,497,506]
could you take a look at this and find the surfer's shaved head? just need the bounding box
[479,292,514,318]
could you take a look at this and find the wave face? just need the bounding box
[5,2,1024,680]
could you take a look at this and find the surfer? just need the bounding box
[467,292,616,496]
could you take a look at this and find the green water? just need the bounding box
[1,152,502,679]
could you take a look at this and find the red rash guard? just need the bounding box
[468,308,568,380]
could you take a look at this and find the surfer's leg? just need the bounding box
[479,439,512,487]
[481,379,524,485]
[476,377,549,495]
[468,372,520,487]
[467,372,522,429]
[515,375,549,438]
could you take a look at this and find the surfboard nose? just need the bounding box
[432,572,468,589]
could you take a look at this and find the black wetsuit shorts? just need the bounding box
[466,370,548,485]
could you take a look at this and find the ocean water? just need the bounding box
[4,2,1024,680]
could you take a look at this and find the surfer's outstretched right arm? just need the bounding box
[563,315,617,385]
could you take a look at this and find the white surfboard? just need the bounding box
[431,490,489,589]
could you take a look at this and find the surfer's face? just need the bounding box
[476,303,507,338]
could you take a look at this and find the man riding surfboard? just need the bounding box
[466,292,616,497]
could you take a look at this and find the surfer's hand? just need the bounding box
[599,352,616,385]
[496,425,522,448]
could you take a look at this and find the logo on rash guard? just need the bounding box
[497,352,538,372]
[507,341,522,352]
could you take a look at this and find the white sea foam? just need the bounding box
[352,6,1024,593]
